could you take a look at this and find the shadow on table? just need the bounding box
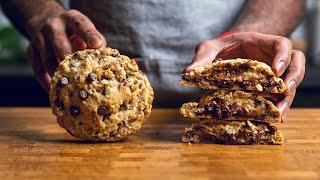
[136,119,188,143]
[0,129,128,144]
[0,122,188,144]
[0,123,187,144]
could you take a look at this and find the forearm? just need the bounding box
[0,0,65,39]
[230,0,306,36]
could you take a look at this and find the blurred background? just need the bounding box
[0,0,319,107]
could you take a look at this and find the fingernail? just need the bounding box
[276,60,285,73]
[287,80,296,92]
[88,35,101,47]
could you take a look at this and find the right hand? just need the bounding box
[27,9,106,92]
[186,32,306,120]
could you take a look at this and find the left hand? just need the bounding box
[185,32,306,120]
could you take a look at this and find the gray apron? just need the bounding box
[70,0,245,107]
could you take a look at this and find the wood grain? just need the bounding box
[0,108,319,179]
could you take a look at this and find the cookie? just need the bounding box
[180,59,286,93]
[49,48,154,141]
[180,90,281,123]
[182,121,284,145]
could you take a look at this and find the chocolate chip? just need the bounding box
[111,51,119,57]
[79,89,88,100]
[109,131,117,137]
[87,72,97,82]
[120,104,127,111]
[240,64,249,71]
[269,126,277,134]
[70,106,80,116]
[117,120,127,129]
[97,106,109,116]
[55,99,64,109]
[212,58,223,63]
[60,76,69,86]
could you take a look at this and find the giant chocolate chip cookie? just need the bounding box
[49,48,154,141]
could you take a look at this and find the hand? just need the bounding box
[186,32,306,120]
[27,9,106,92]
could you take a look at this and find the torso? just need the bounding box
[70,0,246,106]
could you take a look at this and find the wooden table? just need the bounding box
[0,108,319,179]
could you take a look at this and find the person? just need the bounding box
[0,0,306,120]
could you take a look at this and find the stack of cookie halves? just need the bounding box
[179,59,286,145]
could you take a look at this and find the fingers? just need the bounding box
[276,50,305,121]
[34,34,58,76]
[62,10,106,48]
[186,39,223,71]
[42,18,72,61]
[70,34,87,52]
[277,89,296,121]
[271,37,292,77]
[283,50,306,96]
[27,44,51,93]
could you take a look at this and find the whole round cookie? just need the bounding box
[49,48,154,141]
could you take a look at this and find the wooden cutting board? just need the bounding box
[0,108,319,179]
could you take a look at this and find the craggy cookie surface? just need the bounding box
[180,90,281,123]
[49,48,154,141]
[181,59,286,93]
[182,121,284,145]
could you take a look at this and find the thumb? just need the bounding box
[185,40,222,71]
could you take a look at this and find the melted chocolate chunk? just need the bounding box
[97,106,109,116]
[87,72,97,82]
[70,106,80,116]
[79,89,88,100]
[253,99,263,106]
[203,98,231,119]
[60,76,69,86]
[220,107,231,118]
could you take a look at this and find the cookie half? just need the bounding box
[49,48,154,141]
[180,90,281,123]
[182,121,284,145]
[180,59,286,93]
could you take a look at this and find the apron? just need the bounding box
[70,0,246,107]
